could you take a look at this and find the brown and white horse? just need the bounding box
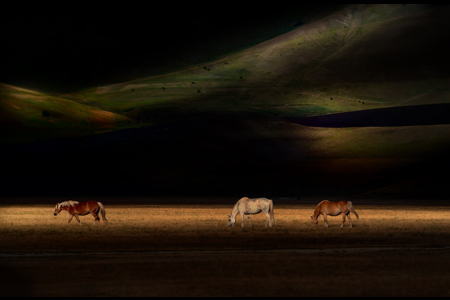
[54,201,108,225]
[311,200,359,228]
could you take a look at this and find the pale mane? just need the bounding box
[57,201,79,209]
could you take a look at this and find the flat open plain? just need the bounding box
[1,198,449,296]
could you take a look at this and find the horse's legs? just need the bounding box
[91,211,100,225]
[341,213,346,228]
[247,215,252,227]
[263,210,271,227]
[347,212,353,228]
[240,211,245,227]
[73,214,82,225]
[68,215,74,224]
[323,214,329,227]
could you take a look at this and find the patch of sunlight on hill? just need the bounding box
[66,4,449,125]
[0,83,137,143]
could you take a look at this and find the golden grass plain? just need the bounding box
[1,203,450,296]
[1,204,450,252]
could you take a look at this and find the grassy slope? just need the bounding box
[61,4,450,196]
[3,4,450,196]
[0,83,136,143]
[68,4,450,122]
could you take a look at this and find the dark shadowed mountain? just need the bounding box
[294,104,450,127]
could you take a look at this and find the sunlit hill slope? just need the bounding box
[68,4,450,122]
[0,83,134,143]
[2,4,450,197]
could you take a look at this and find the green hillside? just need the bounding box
[4,4,450,146]
[0,83,135,143]
[67,4,450,124]
[2,4,450,197]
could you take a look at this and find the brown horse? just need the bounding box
[311,200,359,228]
[54,201,108,225]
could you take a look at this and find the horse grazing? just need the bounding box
[228,197,276,227]
[311,200,359,228]
[54,201,108,225]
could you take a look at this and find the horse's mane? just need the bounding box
[57,201,79,209]
[230,197,248,215]
[314,200,328,210]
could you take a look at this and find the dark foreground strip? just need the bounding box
[1,246,449,258]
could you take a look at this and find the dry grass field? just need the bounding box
[1,200,450,296]
[1,203,450,252]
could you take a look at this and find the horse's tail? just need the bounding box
[97,202,108,223]
[347,201,359,220]
[269,200,276,226]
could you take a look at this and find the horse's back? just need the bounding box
[238,197,264,205]
[317,200,347,215]
[248,197,271,206]
[255,197,271,204]
[239,197,271,213]
[88,201,101,210]
[337,201,351,210]
[318,200,348,208]
[316,200,331,210]
[75,201,100,212]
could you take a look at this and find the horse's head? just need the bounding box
[228,214,236,227]
[311,215,318,227]
[54,203,62,216]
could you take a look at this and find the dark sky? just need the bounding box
[1,3,344,94]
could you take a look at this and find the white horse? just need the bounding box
[228,197,276,227]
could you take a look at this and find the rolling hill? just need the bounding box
[2,4,450,198]
[66,4,450,123]
[0,83,136,143]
